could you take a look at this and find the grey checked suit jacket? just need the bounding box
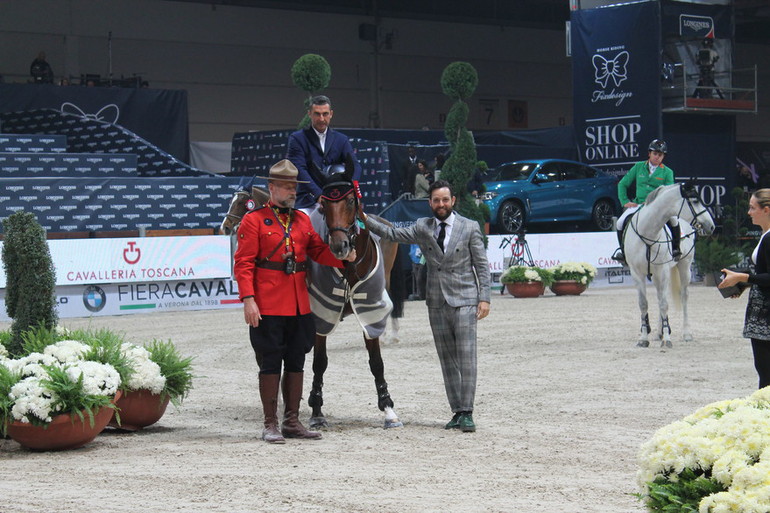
[366,214,491,308]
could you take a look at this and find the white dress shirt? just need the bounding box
[434,212,456,252]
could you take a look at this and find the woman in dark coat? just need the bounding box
[720,188,770,389]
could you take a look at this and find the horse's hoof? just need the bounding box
[636,340,650,348]
[384,419,403,429]
[309,416,328,429]
[661,340,673,349]
[683,334,694,342]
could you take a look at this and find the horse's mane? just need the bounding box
[644,184,668,205]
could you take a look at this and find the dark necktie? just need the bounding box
[437,222,447,253]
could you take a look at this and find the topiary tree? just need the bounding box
[1,211,58,356]
[290,53,332,129]
[439,61,485,233]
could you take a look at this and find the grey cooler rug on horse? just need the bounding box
[308,210,393,339]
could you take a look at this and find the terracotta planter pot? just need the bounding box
[109,389,170,431]
[505,281,545,298]
[6,391,121,451]
[550,280,588,296]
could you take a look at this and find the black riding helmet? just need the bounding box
[648,139,668,154]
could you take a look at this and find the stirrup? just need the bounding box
[612,248,626,265]
[672,248,682,261]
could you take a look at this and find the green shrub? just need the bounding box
[1,211,58,357]
[291,54,331,128]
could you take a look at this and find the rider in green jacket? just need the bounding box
[612,139,681,264]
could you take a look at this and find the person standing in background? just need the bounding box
[719,189,770,389]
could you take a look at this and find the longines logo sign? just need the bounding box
[680,14,714,38]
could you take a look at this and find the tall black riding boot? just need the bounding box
[281,372,322,440]
[612,229,626,265]
[258,373,285,444]
[668,222,682,260]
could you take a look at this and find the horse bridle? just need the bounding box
[320,180,374,279]
[320,180,360,248]
[677,192,713,236]
[223,190,252,226]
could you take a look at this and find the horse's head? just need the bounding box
[219,186,269,235]
[318,156,359,260]
[678,182,715,236]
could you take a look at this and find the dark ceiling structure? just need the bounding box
[173,0,769,44]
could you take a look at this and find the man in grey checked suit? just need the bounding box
[361,179,491,432]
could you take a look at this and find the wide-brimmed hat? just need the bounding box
[256,159,309,184]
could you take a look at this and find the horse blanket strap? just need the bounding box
[308,210,392,339]
[256,260,308,273]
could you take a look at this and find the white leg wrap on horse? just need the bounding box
[383,406,403,428]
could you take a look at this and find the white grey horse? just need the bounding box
[621,183,715,348]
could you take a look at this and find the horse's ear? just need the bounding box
[251,186,270,208]
[680,181,699,199]
[344,153,355,181]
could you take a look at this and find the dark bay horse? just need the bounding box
[219,177,403,429]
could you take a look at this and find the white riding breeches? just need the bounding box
[616,206,640,230]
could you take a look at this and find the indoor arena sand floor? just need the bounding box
[0,284,757,513]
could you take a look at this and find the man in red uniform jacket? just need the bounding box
[234,159,355,444]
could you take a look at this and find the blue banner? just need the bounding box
[0,84,190,163]
[571,1,662,178]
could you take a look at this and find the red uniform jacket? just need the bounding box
[233,206,343,316]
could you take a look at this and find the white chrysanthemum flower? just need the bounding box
[0,343,8,358]
[9,376,61,423]
[523,269,541,281]
[44,339,90,364]
[120,343,166,394]
[5,352,62,379]
[65,361,121,396]
[54,325,71,337]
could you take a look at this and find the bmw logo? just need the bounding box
[83,285,107,313]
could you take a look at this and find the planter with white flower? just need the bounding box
[637,387,770,513]
[0,340,122,451]
[1,327,194,448]
[110,339,194,431]
[548,262,597,296]
[500,265,554,298]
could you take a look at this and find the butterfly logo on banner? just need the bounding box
[60,102,121,124]
[592,51,629,88]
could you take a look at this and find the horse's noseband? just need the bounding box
[681,197,713,235]
[320,182,359,247]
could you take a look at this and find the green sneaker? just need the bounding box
[458,413,476,433]
[444,412,462,430]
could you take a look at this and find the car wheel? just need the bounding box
[498,200,524,234]
[592,199,615,231]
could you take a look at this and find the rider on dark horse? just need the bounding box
[613,139,681,265]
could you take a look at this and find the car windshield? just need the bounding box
[489,163,536,182]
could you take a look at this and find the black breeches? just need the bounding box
[249,314,316,374]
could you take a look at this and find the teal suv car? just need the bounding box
[482,159,621,234]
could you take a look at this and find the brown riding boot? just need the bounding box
[281,372,322,440]
[259,373,285,444]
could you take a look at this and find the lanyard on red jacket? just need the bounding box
[269,204,294,255]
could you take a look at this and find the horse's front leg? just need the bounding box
[653,272,673,348]
[364,336,403,428]
[308,334,329,428]
[634,276,651,347]
[679,262,693,342]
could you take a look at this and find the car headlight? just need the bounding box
[482,192,497,200]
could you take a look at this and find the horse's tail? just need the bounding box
[670,263,682,310]
[389,249,406,319]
